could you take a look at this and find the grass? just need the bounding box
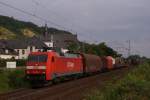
[85,62,150,100]
[0,26,16,39]
[21,28,35,37]
[0,69,29,93]
[0,71,10,93]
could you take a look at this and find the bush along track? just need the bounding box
[0,69,29,93]
[85,63,150,100]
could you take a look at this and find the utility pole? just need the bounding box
[127,40,131,57]
[45,23,48,39]
[82,40,86,53]
[75,34,80,51]
[51,34,54,48]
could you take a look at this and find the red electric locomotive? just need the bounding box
[26,51,83,83]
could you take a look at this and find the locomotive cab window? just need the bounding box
[28,54,48,62]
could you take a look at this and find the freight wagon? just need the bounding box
[81,53,103,74]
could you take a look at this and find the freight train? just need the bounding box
[26,50,127,87]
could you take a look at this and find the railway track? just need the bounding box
[0,88,35,100]
[0,67,132,100]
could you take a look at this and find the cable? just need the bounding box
[0,1,96,42]
[32,0,68,21]
[31,0,96,40]
[0,1,68,30]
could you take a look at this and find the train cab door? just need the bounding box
[46,53,55,81]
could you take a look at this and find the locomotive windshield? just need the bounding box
[28,54,48,62]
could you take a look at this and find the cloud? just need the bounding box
[0,0,150,57]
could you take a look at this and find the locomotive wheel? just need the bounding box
[52,78,60,84]
[30,81,45,88]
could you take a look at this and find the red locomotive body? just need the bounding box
[26,51,83,81]
[50,53,83,80]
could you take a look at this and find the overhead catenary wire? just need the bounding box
[31,0,96,41]
[31,0,69,22]
[0,1,96,42]
[0,1,69,31]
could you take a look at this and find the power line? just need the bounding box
[31,0,69,22]
[31,0,96,41]
[0,1,68,30]
[0,1,96,42]
[127,40,131,57]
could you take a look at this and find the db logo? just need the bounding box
[67,62,74,68]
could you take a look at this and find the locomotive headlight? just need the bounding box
[26,66,34,69]
[37,66,46,69]
[26,66,46,69]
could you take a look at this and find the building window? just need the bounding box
[17,50,19,53]
[22,50,25,55]
[5,50,9,54]
[30,46,33,52]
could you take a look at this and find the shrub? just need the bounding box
[16,59,26,67]
[7,69,28,89]
[85,63,150,100]
[0,71,10,93]
[0,69,29,93]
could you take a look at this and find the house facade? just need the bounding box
[0,37,47,59]
[0,30,79,59]
[0,41,18,59]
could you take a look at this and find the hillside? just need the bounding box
[0,15,120,57]
[0,15,72,39]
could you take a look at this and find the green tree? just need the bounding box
[68,41,121,57]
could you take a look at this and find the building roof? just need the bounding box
[0,40,6,49]
[0,41,18,55]
[38,33,79,48]
[0,37,47,49]
[25,36,48,49]
[39,33,78,41]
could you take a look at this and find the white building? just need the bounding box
[0,51,18,59]
[0,37,47,59]
[0,42,18,59]
[0,30,79,59]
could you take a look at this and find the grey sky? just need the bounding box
[0,0,150,57]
